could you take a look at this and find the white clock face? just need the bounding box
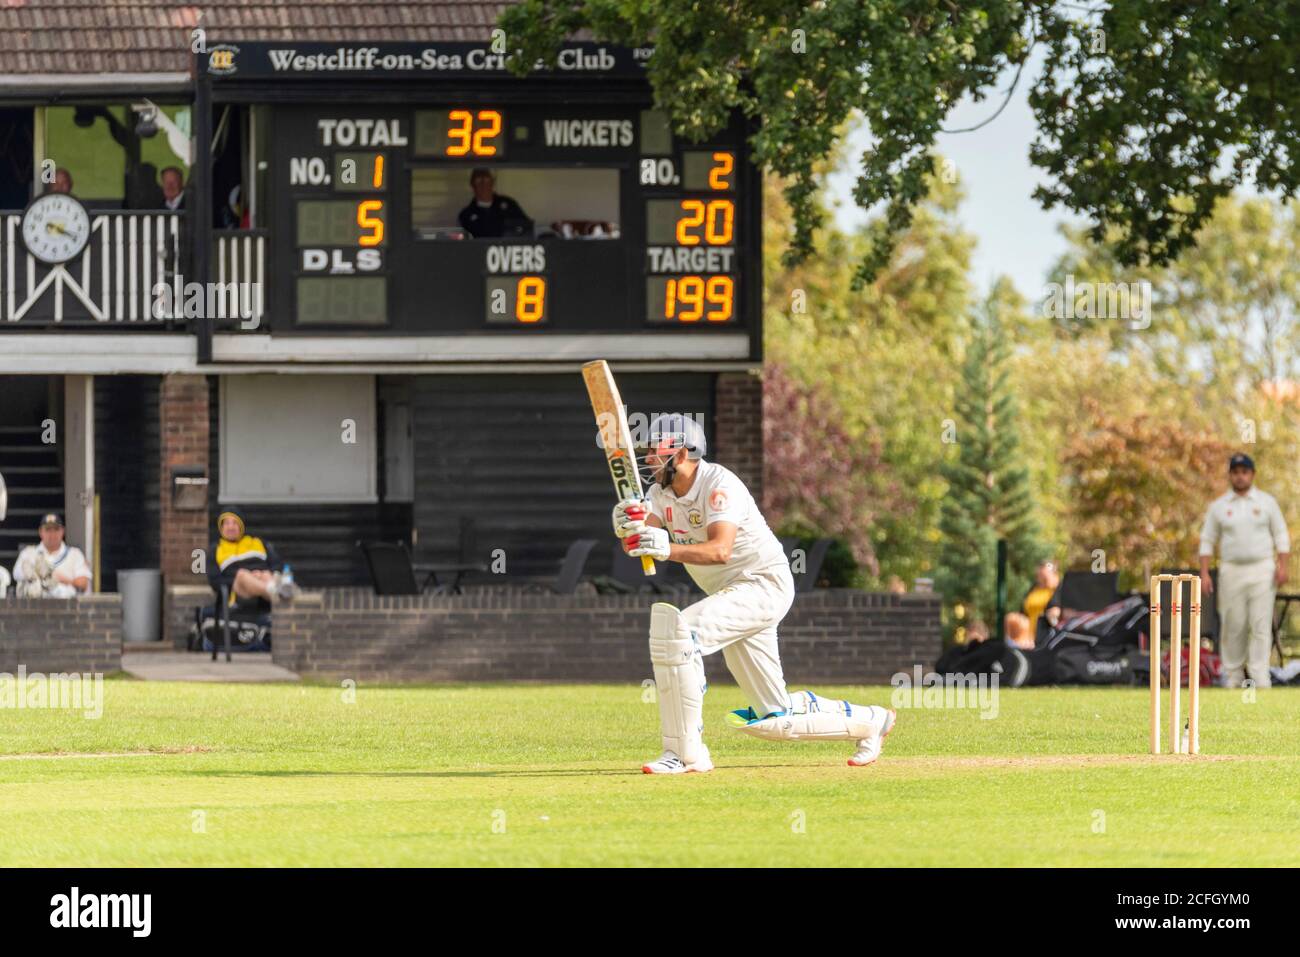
[21,193,91,265]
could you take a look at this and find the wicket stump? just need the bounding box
[1148,574,1201,755]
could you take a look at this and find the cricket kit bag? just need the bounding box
[935,639,1035,687]
[1159,643,1221,688]
[191,605,272,653]
[1039,595,1147,651]
[1030,595,1150,685]
[1051,643,1141,685]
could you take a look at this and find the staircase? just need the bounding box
[0,426,64,571]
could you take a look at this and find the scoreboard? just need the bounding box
[268,103,754,341]
[203,41,760,360]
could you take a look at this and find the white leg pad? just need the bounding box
[740,690,879,742]
[648,602,707,764]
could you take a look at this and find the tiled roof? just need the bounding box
[0,0,516,75]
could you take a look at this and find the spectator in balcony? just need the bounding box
[50,168,74,194]
[160,166,186,211]
[458,168,531,238]
[12,513,92,598]
[218,184,248,229]
[208,507,295,611]
[127,162,164,209]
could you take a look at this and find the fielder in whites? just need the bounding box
[613,414,896,774]
[1198,452,1290,688]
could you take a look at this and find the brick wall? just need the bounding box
[0,596,123,673]
[713,370,763,496]
[273,588,940,684]
[165,584,212,649]
[159,374,209,589]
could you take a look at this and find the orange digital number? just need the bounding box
[676,200,705,246]
[705,200,734,245]
[516,276,546,323]
[372,154,385,189]
[447,110,502,157]
[710,152,734,190]
[357,200,384,247]
[705,276,733,320]
[676,199,734,246]
[446,110,474,156]
[664,275,733,322]
[473,111,502,156]
[677,277,706,321]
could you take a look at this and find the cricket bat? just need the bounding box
[581,359,656,576]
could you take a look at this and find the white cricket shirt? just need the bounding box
[1198,486,1290,563]
[646,460,788,595]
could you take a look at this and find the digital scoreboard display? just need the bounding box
[237,45,757,353]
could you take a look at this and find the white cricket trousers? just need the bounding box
[1217,558,1275,688]
[680,563,795,718]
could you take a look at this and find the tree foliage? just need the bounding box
[1059,397,1232,580]
[762,361,908,579]
[763,169,975,584]
[501,1,1300,284]
[935,285,1047,625]
[1047,197,1300,392]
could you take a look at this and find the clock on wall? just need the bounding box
[21,192,91,265]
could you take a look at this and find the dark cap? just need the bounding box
[1229,453,1255,471]
[38,512,64,529]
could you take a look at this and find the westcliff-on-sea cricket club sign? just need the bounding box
[199,41,761,360]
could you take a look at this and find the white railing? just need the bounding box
[0,211,183,323]
[213,230,267,329]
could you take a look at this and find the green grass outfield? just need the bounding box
[1,680,1297,866]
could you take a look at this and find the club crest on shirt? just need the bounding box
[709,489,729,512]
[688,509,703,527]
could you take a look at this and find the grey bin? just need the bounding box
[119,569,163,641]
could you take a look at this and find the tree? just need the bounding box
[935,284,1047,625]
[502,1,1300,284]
[763,169,978,584]
[1047,197,1300,394]
[1059,398,1232,582]
[762,361,908,580]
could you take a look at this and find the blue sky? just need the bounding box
[827,49,1077,302]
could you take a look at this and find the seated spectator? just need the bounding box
[208,508,295,611]
[885,575,907,594]
[458,168,532,238]
[1004,612,1034,649]
[13,513,92,598]
[1023,560,1060,632]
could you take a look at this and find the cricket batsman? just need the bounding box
[614,414,896,774]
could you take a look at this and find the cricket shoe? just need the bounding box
[847,707,897,767]
[642,747,713,775]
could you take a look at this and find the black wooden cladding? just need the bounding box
[200,372,709,587]
[95,376,161,592]
[412,373,715,581]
